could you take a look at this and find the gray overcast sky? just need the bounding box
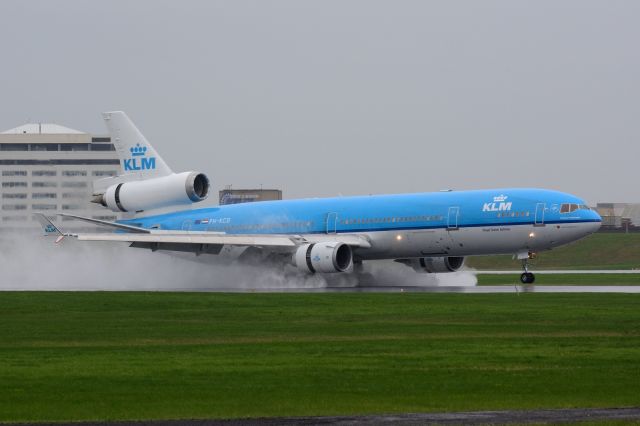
[1,0,638,203]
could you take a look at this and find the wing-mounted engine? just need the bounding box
[93,171,210,213]
[398,256,465,273]
[293,242,353,273]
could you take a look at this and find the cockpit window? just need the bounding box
[560,203,589,214]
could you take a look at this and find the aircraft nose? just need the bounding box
[586,210,602,234]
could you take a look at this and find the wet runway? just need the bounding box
[477,269,640,274]
[182,285,640,293]
[307,285,640,293]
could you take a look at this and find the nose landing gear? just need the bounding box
[520,253,536,284]
[520,271,535,284]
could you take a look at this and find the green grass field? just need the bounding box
[1,292,639,422]
[466,233,640,270]
[477,273,640,285]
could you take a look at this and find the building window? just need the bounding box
[32,182,58,188]
[62,204,81,210]
[61,182,87,188]
[90,144,116,151]
[32,193,57,199]
[0,159,120,165]
[62,170,88,177]
[2,182,27,188]
[60,144,89,151]
[2,193,27,199]
[0,144,28,151]
[2,170,27,176]
[62,193,85,199]
[30,144,58,151]
[2,204,27,210]
[92,170,117,177]
[32,204,57,210]
[2,216,27,222]
[32,170,57,176]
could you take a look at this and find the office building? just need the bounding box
[0,123,121,231]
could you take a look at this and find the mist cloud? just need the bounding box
[0,234,476,291]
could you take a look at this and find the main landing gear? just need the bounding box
[520,254,536,284]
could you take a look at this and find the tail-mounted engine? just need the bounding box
[293,242,353,273]
[93,171,210,213]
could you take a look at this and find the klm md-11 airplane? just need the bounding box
[36,112,602,284]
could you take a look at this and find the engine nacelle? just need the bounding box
[293,242,353,273]
[407,256,465,273]
[96,171,210,212]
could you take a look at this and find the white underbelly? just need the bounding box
[355,222,593,260]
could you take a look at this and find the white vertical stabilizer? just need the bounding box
[102,111,172,179]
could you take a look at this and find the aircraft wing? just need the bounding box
[74,232,370,248]
[34,214,371,255]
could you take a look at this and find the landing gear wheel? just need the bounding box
[520,272,535,284]
[519,254,536,284]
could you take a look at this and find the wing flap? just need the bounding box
[297,234,371,248]
[46,212,371,251]
[59,213,151,233]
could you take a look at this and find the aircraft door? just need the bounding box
[535,203,545,226]
[447,206,460,230]
[326,212,338,234]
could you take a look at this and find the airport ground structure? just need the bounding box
[595,202,640,232]
[0,123,121,231]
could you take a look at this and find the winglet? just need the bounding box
[33,213,66,243]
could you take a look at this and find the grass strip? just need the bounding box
[0,292,639,422]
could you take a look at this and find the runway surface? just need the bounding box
[4,285,640,293]
[341,285,639,293]
[477,269,640,274]
[181,285,640,293]
[9,407,640,425]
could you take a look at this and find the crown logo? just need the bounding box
[130,143,148,157]
[493,194,508,202]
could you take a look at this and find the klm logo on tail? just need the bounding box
[483,194,512,212]
[124,144,156,171]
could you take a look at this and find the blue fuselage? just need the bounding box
[123,188,600,235]
[120,188,601,259]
